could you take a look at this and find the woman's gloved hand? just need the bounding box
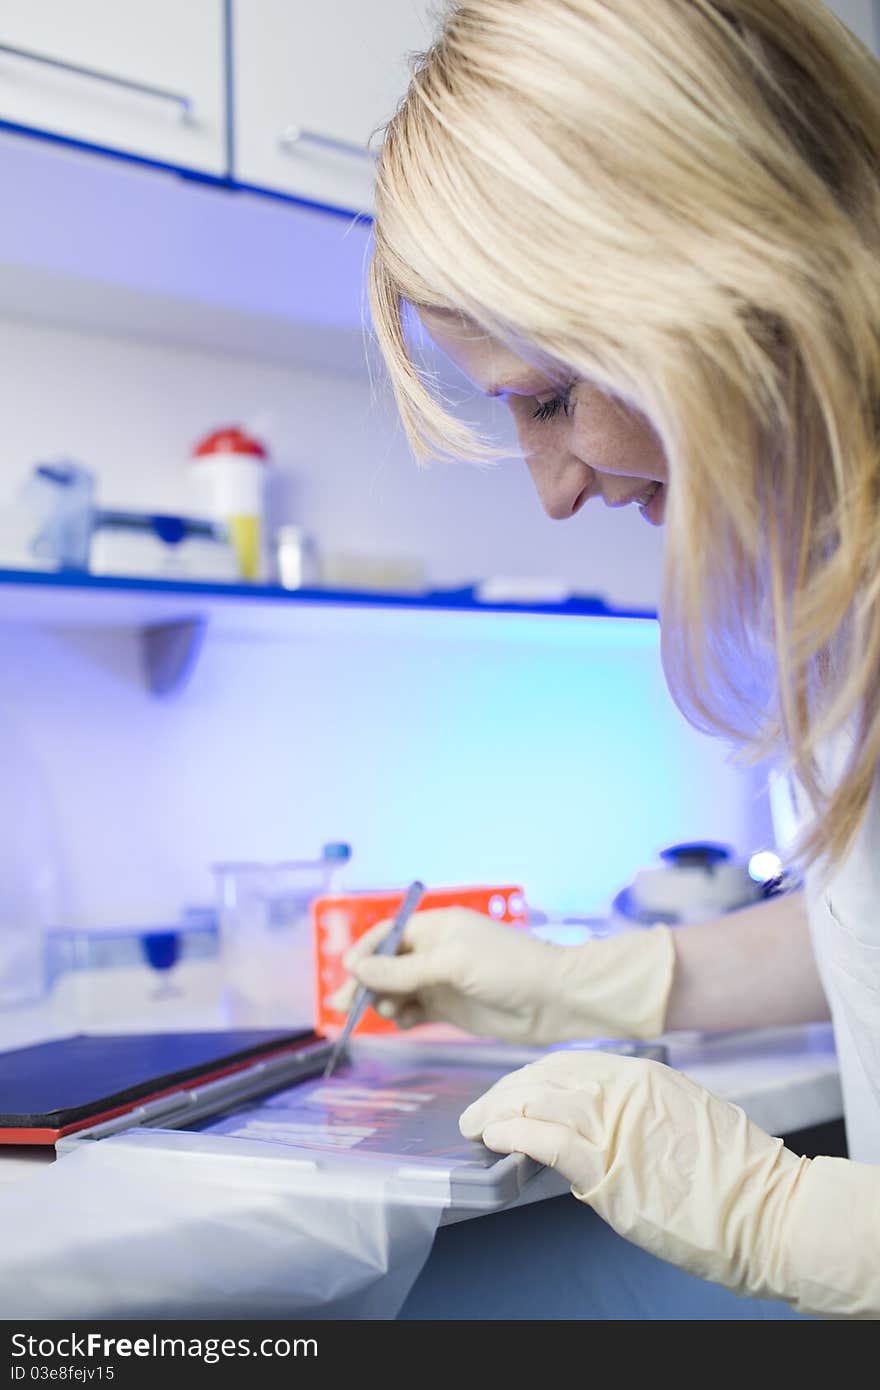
[328,909,675,1044]
[460,1050,880,1320]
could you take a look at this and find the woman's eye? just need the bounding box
[532,390,572,423]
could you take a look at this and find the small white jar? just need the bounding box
[274,524,319,589]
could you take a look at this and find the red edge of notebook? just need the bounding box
[1,1034,324,1147]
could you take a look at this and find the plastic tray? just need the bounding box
[58,1036,667,1215]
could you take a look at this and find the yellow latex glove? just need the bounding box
[459,1050,880,1319]
[329,909,674,1044]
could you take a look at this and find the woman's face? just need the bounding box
[419,309,669,525]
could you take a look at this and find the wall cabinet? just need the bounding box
[0,0,227,175]
[231,0,434,214]
[0,3,877,218]
[0,0,436,214]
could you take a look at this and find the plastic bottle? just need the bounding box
[189,426,269,581]
[321,842,352,896]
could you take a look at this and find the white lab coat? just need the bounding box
[794,731,880,1162]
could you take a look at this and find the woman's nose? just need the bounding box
[525,453,594,520]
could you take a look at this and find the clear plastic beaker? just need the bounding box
[213,850,348,1029]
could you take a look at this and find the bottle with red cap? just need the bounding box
[189,425,269,581]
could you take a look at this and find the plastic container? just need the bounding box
[46,914,224,1029]
[89,511,239,581]
[189,426,269,580]
[19,461,96,571]
[317,549,426,593]
[610,842,763,926]
[214,843,352,1029]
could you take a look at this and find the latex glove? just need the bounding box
[328,908,674,1044]
[460,1050,880,1319]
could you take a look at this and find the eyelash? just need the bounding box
[532,389,573,423]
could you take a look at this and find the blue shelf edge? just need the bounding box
[0,117,370,225]
[0,567,657,623]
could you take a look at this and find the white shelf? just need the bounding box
[0,567,658,693]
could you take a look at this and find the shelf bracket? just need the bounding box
[141,617,207,697]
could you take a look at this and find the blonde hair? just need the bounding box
[369,0,880,874]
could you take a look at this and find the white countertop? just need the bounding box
[668,1024,842,1136]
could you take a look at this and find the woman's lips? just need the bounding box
[640,481,666,526]
[573,479,667,523]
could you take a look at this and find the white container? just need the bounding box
[189,426,269,580]
[317,549,427,592]
[273,525,320,589]
[611,842,763,927]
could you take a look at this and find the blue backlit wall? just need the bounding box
[0,609,770,927]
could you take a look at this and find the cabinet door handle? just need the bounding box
[0,42,195,121]
[279,125,374,162]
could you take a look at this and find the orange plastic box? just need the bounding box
[312,884,527,1037]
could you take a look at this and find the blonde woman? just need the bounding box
[336,0,880,1318]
